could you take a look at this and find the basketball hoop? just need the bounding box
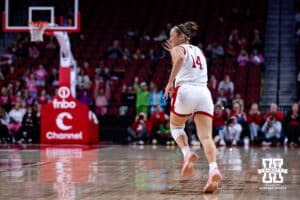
[28,21,50,42]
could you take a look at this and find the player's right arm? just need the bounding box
[164,44,185,99]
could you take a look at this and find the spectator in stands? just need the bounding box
[134,77,150,116]
[94,86,109,116]
[219,116,242,146]
[35,64,47,87]
[149,83,166,114]
[123,48,132,61]
[83,61,95,79]
[120,84,136,113]
[218,75,234,99]
[0,106,9,143]
[17,106,38,144]
[229,102,247,131]
[133,48,145,60]
[285,102,300,146]
[0,87,11,111]
[79,89,92,106]
[228,29,240,45]
[213,104,228,138]
[29,45,40,59]
[37,89,49,104]
[6,66,18,83]
[250,49,264,66]
[153,30,168,41]
[251,29,263,52]
[23,89,34,106]
[264,103,284,122]
[261,114,283,146]
[140,31,151,41]
[48,68,59,87]
[232,93,244,110]
[150,105,168,133]
[155,119,173,145]
[238,36,248,50]
[77,68,91,89]
[127,112,152,144]
[107,40,123,59]
[247,103,263,142]
[237,49,249,67]
[0,48,14,65]
[206,42,225,59]
[225,43,238,58]
[8,102,26,142]
[25,73,38,99]
[216,89,228,107]
[207,75,218,101]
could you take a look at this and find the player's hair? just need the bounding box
[175,21,198,41]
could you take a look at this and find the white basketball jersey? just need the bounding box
[175,44,208,87]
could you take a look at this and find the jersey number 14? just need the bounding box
[191,55,202,69]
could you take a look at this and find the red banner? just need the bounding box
[41,86,99,144]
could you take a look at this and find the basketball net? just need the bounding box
[28,21,50,42]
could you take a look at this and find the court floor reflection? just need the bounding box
[0,145,299,199]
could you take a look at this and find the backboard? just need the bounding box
[2,0,80,32]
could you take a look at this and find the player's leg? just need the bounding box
[170,113,198,178]
[194,114,221,193]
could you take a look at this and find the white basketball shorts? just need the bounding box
[171,84,214,118]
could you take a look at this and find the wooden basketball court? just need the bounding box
[0,145,299,199]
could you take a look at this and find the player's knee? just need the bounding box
[170,124,185,140]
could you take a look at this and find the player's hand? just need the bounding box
[164,40,173,52]
[164,83,173,100]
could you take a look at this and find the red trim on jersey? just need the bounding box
[171,110,191,117]
[193,111,214,120]
[171,86,191,117]
[178,46,186,55]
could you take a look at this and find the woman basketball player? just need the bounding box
[164,21,222,193]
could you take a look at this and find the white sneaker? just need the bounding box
[232,140,237,146]
[219,140,225,146]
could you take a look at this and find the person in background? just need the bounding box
[79,89,92,106]
[8,102,26,143]
[35,64,47,87]
[213,104,228,139]
[229,102,247,131]
[219,116,242,146]
[17,106,38,144]
[284,102,300,146]
[150,105,168,133]
[134,77,150,116]
[0,106,9,143]
[149,83,166,114]
[218,75,234,99]
[127,112,152,145]
[207,75,218,102]
[155,120,173,145]
[261,114,283,146]
[264,103,284,123]
[247,103,262,142]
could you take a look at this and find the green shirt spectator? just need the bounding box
[134,78,149,116]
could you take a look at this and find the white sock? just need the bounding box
[209,162,218,174]
[181,146,190,157]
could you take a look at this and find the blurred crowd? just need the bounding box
[0,26,299,147]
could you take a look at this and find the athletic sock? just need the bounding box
[181,146,190,157]
[209,162,218,174]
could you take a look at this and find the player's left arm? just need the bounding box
[164,46,185,99]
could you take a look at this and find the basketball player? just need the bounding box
[164,21,222,193]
